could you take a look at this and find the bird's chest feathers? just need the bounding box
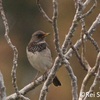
[28,49,47,62]
[26,47,52,73]
[27,41,48,62]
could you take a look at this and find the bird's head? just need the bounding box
[30,30,50,42]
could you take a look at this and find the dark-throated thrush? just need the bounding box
[26,30,61,86]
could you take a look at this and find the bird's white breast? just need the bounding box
[26,47,52,73]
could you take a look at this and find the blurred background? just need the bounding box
[0,0,100,100]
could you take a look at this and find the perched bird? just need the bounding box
[26,30,61,86]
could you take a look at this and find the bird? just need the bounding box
[26,30,61,86]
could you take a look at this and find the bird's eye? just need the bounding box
[32,31,45,38]
[37,33,44,38]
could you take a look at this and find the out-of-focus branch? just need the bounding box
[36,0,52,23]
[0,71,6,100]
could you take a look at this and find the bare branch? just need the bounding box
[61,0,84,54]
[39,1,99,100]
[52,0,63,58]
[71,43,90,71]
[84,68,100,100]
[65,13,100,60]
[0,71,6,100]
[39,57,62,100]
[83,0,97,9]
[86,34,100,52]
[0,0,30,99]
[0,0,19,96]
[73,0,78,9]
[81,12,100,53]
[0,0,99,100]
[79,52,100,100]
[82,0,97,18]
[7,74,46,100]
[39,0,64,99]
[36,0,52,23]
[63,60,78,100]
[64,0,97,56]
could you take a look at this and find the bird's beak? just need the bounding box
[43,33,50,37]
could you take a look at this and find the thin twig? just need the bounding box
[82,5,100,53]
[86,33,100,52]
[71,43,90,71]
[36,0,52,23]
[80,0,97,55]
[80,17,86,67]
[82,0,97,18]
[83,0,93,9]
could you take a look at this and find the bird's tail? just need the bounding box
[53,76,61,86]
